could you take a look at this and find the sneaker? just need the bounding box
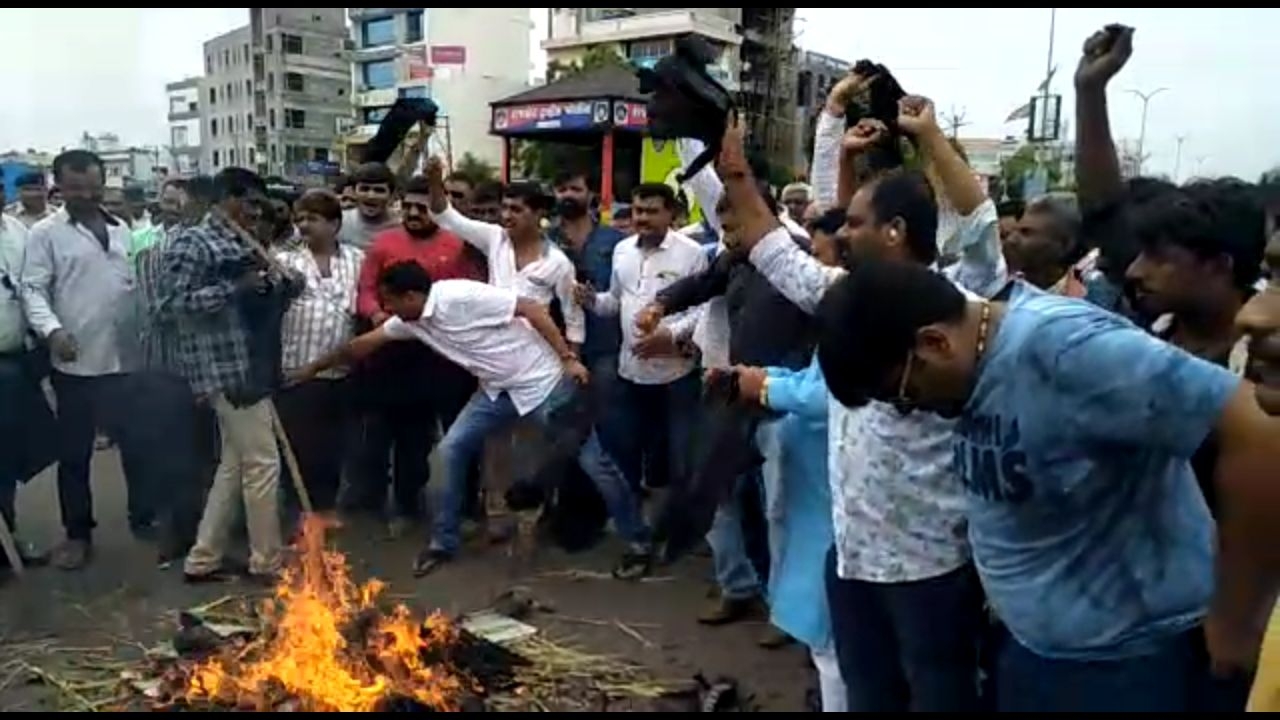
[612,548,653,581]
[51,539,92,571]
[697,595,767,626]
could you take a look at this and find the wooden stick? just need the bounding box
[0,512,24,577]
[267,400,313,515]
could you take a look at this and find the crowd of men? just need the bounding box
[3,22,1280,712]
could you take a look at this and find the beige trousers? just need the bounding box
[184,395,283,576]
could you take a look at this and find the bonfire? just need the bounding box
[171,517,497,712]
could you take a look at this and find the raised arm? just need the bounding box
[424,155,503,257]
[1074,25,1133,209]
[677,138,723,235]
[812,70,875,209]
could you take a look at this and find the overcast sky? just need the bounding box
[1,8,1276,181]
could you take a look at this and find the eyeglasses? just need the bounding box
[892,350,918,415]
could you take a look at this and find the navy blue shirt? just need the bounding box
[551,223,626,363]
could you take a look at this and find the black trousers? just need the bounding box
[126,372,218,557]
[617,373,700,491]
[825,551,984,712]
[50,371,152,540]
[276,378,347,513]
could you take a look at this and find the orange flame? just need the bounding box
[184,515,466,712]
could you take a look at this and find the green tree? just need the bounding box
[546,45,632,82]
[453,152,497,184]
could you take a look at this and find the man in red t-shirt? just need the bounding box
[348,175,486,534]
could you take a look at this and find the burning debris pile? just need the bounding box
[150,517,522,712]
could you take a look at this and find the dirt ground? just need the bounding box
[0,449,811,712]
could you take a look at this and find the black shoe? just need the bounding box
[183,568,240,584]
[130,519,158,542]
[612,548,653,581]
[412,548,453,578]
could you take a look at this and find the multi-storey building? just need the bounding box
[347,8,531,166]
[166,77,203,176]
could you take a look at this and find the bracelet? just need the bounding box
[759,376,771,408]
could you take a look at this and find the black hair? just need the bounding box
[816,259,967,408]
[445,172,475,188]
[352,162,396,191]
[866,170,938,265]
[334,173,352,193]
[15,172,45,188]
[402,174,431,196]
[52,150,104,182]
[123,185,147,203]
[294,189,343,222]
[614,206,632,221]
[1131,180,1265,292]
[552,168,592,190]
[162,177,188,193]
[808,207,846,236]
[185,176,217,205]
[212,167,267,201]
[378,260,434,295]
[504,181,553,213]
[631,182,677,210]
[473,180,504,204]
[996,199,1025,219]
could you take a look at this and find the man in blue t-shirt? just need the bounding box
[813,259,1280,711]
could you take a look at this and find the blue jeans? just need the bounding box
[997,627,1248,711]
[430,378,650,555]
[707,474,762,600]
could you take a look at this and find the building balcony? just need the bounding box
[168,109,200,122]
[543,9,741,51]
[348,8,396,22]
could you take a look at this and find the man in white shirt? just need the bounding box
[20,150,150,570]
[575,183,707,492]
[291,261,653,579]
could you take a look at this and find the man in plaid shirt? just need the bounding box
[158,168,291,582]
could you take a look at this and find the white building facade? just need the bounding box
[166,77,203,176]
[348,8,531,166]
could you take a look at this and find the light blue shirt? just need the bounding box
[764,354,834,649]
[959,283,1238,660]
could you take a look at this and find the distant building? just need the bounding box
[199,9,352,180]
[166,77,203,176]
[346,8,531,167]
[958,137,1024,178]
[79,132,162,189]
[794,49,852,173]
[543,8,798,174]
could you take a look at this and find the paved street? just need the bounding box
[0,448,807,712]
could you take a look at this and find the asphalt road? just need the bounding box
[0,449,810,712]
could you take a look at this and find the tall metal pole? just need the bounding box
[1127,87,1167,175]
[1173,134,1187,183]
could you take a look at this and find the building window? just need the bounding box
[285,109,306,129]
[363,106,391,125]
[406,11,424,43]
[361,17,396,47]
[628,38,672,64]
[285,72,305,92]
[248,147,256,165]
[266,34,273,53]
[269,108,276,129]
[171,126,189,148]
[313,148,329,162]
[230,148,237,165]
[225,83,232,101]
[283,33,303,54]
[212,149,220,168]
[205,55,212,73]
[223,49,230,67]
[398,86,428,100]
[361,59,396,90]
[209,87,216,105]
[267,73,275,92]
[247,112,253,128]
[210,118,218,137]
[245,79,252,95]
[270,144,277,162]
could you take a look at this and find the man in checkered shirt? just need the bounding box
[158,167,296,583]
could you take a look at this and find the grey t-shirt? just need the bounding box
[338,207,400,249]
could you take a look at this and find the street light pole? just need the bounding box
[1173,134,1187,183]
[1127,87,1167,175]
